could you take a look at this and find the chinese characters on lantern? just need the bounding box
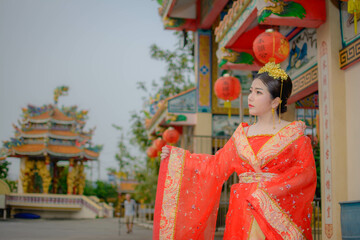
[252,29,290,64]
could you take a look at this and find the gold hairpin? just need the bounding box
[258,62,288,81]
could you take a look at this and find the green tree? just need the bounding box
[117,31,195,203]
[130,31,194,150]
[93,180,118,203]
[57,166,68,194]
[83,180,96,196]
[83,179,117,204]
[106,167,117,175]
[0,160,10,179]
[112,125,138,177]
[0,160,17,193]
[5,180,17,193]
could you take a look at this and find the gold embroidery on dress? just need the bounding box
[258,121,305,167]
[252,189,306,240]
[232,123,258,168]
[247,134,274,138]
[159,147,186,240]
[238,172,277,184]
[232,121,305,170]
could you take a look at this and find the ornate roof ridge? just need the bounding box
[49,130,78,138]
[27,111,52,121]
[214,0,252,43]
[6,142,100,160]
[52,108,75,122]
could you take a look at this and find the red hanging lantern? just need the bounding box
[163,127,180,144]
[214,74,241,118]
[153,138,166,151]
[147,146,158,158]
[253,29,290,64]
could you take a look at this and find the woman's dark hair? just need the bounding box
[254,72,292,114]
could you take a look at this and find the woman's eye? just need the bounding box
[257,91,262,94]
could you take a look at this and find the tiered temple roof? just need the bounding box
[1,88,101,161]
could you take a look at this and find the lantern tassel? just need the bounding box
[355,10,358,34]
[349,0,360,34]
[224,100,232,118]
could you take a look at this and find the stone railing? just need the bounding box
[6,193,113,219]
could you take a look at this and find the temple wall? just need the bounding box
[193,113,212,154]
[344,65,360,200]
[194,29,213,155]
[317,1,347,239]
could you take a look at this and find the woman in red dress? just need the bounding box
[153,62,317,240]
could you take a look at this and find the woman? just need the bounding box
[153,62,317,240]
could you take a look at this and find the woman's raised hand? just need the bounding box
[160,146,170,161]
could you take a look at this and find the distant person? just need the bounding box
[124,193,136,234]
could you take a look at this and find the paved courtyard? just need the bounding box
[0,218,224,240]
[0,218,151,240]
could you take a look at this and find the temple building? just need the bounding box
[0,86,112,219]
[1,86,101,195]
[151,0,360,238]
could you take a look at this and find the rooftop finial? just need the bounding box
[54,86,69,105]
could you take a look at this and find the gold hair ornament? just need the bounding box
[258,62,289,123]
[258,62,288,81]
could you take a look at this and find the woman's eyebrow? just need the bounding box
[255,87,263,90]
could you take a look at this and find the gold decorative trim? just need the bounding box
[257,121,305,167]
[339,37,360,69]
[159,147,186,239]
[214,0,252,43]
[291,65,318,96]
[159,0,171,17]
[232,123,257,167]
[252,189,306,239]
[232,121,305,170]
[247,134,274,138]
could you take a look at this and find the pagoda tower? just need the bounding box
[1,86,102,195]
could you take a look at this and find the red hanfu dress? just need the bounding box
[153,121,317,240]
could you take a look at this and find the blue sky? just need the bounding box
[0,0,178,180]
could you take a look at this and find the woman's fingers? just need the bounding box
[159,146,173,160]
[160,152,168,159]
[161,146,169,153]
[160,146,170,160]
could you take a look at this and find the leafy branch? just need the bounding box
[113,31,195,203]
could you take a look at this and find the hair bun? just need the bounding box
[280,100,287,113]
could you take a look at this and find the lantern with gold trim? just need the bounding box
[153,138,166,152]
[253,29,290,64]
[163,127,180,145]
[214,74,241,118]
[147,146,158,159]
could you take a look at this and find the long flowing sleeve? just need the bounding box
[247,136,317,240]
[153,138,243,240]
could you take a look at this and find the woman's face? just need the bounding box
[248,78,274,116]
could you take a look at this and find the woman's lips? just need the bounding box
[248,104,254,108]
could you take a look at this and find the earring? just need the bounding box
[253,115,256,125]
[272,108,275,129]
[278,79,284,124]
[278,100,282,123]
